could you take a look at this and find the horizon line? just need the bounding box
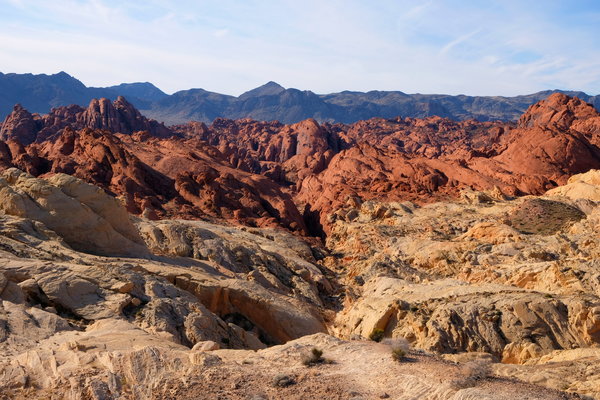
[2,70,598,98]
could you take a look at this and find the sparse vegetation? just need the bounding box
[391,347,406,362]
[506,198,585,235]
[302,347,325,366]
[382,337,410,362]
[438,250,455,263]
[450,360,492,389]
[369,328,385,342]
[272,373,295,387]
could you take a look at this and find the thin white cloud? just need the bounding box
[439,29,482,55]
[402,1,433,20]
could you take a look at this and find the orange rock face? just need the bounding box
[295,94,600,234]
[0,126,306,233]
[0,104,42,145]
[1,93,599,237]
[0,96,171,145]
[116,133,307,232]
[173,117,347,188]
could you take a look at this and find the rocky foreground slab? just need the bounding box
[0,167,597,398]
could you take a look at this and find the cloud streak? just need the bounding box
[439,29,482,55]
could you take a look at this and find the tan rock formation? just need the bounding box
[546,169,600,201]
[0,168,148,257]
[324,177,600,397]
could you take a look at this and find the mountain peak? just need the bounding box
[105,82,167,102]
[263,81,284,88]
[239,81,286,100]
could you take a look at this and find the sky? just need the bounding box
[1,0,599,96]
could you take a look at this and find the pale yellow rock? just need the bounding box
[0,169,599,399]
[461,221,523,244]
[546,169,600,201]
[324,171,600,400]
[191,340,220,351]
[502,341,545,364]
[443,352,495,363]
[0,169,149,257]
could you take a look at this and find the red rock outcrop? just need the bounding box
[80,96,172,137]
[292,94,600,234]
[0,100,309,231]
[0,120,307,232]
[2,93,599,238]
[0,104,42,145]
[0,97,172,145]
[489,94,600,189]
[32,127,180,216]
[518,93,599,129]
[174,117,350,187]
[117,133,307,232]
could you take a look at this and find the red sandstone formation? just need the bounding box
[117,133,307,232]
[0,96,171,145]
[0,104,41,145]
[296,94,600,233]
[172,117,348,188]
[80,96,172,137]
[0,108,307,234]
[1,93,599,237]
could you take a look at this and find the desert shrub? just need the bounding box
[391,347,406,362]
[369,328,385,342]
[439,250,455,263]
[302,347,325,366]
[272,374,295,387]
[382,337,410,362]
[381,337,409,348]
[450,360,492,389]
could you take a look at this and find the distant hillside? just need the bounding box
[0,71,114,115]
[100,82,167,108]
[1,71,598,125]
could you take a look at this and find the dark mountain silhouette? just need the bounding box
[1,71,598,125]
[0,71,113,115]
[238,81,286,99]
[101,82,168,107]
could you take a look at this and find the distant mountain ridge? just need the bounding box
[1,71,598,125]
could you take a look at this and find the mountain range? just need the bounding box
[1,71,599,125]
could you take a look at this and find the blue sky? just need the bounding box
[1,0,599,96]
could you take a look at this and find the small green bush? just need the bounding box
[391,347,406,362]
[369,328,385,342]
[450,360,492,389]
[302,347,324,366]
